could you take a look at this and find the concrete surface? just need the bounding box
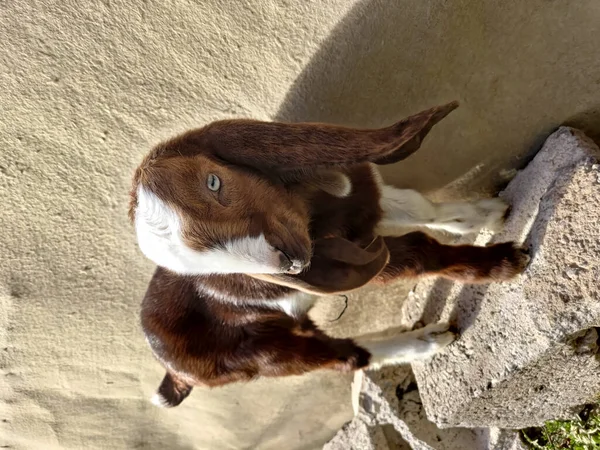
[2,0,600,448]
[411,128,600,429]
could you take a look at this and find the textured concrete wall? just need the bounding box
[2,1,600,448]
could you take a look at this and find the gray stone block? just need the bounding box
[412,127,600,429]
[325,367,480,450]
[325,367,525,450]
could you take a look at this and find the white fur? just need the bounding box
[135,187,285,275]
[196,283,316,318]
[310,171,352,197]
[257,292,316,317]
[357,323,456,369]
[428,198,509,234]
[369,164,508,235]
[375,183,508,235]
[151,393,169,408]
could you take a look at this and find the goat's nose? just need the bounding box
[277,251,309,274]
[286,259,308,275]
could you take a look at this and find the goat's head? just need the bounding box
[129,101,458,276]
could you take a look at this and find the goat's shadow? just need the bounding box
[418,262,492,333]
[274,0,600,196]
[416,236,494,332]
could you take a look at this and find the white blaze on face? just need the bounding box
[134,186,284,275]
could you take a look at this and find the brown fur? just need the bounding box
[131,102,529,406]
[376,233,530,284]
[142,268,369,394]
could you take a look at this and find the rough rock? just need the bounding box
[325,368,441,450]
[325,367,527,450]
[411,127,600,428]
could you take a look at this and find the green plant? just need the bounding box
[521,405,600,449]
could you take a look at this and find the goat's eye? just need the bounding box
[207,173,221,191]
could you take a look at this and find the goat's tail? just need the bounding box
[151,372,193,408]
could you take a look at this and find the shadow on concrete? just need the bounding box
[418,277,491,333]
[418,278,455,325]
[275,0,600,196]
[449,284,491,332]
[565,106,600,146]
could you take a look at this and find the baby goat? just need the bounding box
[129,102,529,407]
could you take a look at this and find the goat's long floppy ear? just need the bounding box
[251,236,389,295]
[165,102,458,172]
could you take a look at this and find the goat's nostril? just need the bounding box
[278,251,293,272]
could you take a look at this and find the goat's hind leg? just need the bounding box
[376,186,509,236]
[249,318,371,376]
[250,317,454,377]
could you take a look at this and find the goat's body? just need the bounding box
[140,164,528,406]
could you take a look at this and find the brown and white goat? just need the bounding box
[129,102,529,407]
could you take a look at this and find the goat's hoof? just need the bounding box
[488,243,531,281]
[474,198,510,233]
[333,343,371,371]
[416,322,458,353]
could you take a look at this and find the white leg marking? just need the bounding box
[268,293,316,317]
[135,187,286,275]
[151,393,169,408]
[358,323,456,369]
[428,198,509,234]
[376,185,508,236]
[377,186,438,230]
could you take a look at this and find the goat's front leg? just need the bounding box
[376,186,509,235]
[148,310,457,408]
[376,232,530,284]
[356,322,457,369]
[253,318,456,376]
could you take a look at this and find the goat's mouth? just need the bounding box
[278,249,309,275]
